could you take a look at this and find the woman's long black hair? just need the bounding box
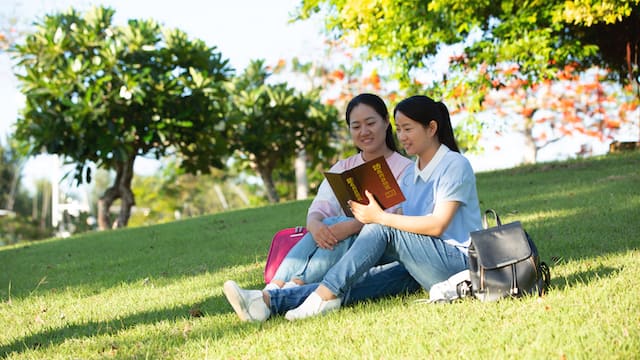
[393,95,460,153]
[345,93,398,152]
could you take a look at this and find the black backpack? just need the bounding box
[468,209,550,302]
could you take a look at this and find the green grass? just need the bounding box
[1,152,639,359]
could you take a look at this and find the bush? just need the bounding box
[0,215,53,246]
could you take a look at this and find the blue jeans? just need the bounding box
[268,261,421,315]
[272,216,357,284]
[322,223,468,297]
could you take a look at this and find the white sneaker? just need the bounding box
[223,280,271,322]
[284,292,341,321]
[428,270,471,303]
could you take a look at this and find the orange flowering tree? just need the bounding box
[294,0,639,161]
[480,64,638,162]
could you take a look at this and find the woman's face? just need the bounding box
[395,110,437,157]
[348,103,389,153]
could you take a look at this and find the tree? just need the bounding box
[295,0,638,88]
[481,65,638,162]
[270,40,405,195]
[0,137,25,212]
[129,157,258,227]
[295,0,639,160]
[12,6,233,230]
[226,59,339,203]
[560,0,640,93]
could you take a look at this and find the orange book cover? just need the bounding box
[324,155,406,217]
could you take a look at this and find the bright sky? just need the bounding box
[1,0,325,194]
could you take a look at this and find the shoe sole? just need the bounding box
[223,281,252,322]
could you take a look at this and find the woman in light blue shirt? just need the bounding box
[223,95,482,322]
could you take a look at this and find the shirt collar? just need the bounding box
[413,144,450,183]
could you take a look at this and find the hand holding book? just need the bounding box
[348,190,385,224]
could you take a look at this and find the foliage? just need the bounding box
[0,215,53,246]
[0,152,639,358]
[271,41,406,188]
[270,41,410,190]
[129,159,264,227]
[567,4,640,97]
[0,138,55,244]
[295,0,638,88]
[0,138,24,211]
[480,65,639,162]
[226,59,339,203]
[12,6,233,229]
[278,40,394,111]
[294,0,639,162]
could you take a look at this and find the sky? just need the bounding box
[1,0,326,195]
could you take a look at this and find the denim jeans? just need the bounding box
[268,261,421,315]
[322,223,469,297]
[272,216,357,284]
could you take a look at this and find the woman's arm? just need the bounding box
[349,190,459,237]
[306,212,363,250]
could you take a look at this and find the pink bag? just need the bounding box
[264,226,307,283]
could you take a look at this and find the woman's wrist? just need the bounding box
[377,211,390,227]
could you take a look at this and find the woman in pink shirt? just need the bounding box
[266,93,412,290]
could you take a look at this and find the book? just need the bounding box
[324,155,405,217]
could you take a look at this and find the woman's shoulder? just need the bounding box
[436,150,474,177]
[329,153,364,172]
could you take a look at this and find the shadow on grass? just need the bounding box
[549,264,622,291]
[0,260,624,358]
[0,293,236,358]
[0,201,311,302]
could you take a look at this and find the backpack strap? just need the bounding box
[538,262,551,296]
[482,209,502,229]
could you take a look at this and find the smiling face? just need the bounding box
[348,103,390,156]
[395,110,439,160]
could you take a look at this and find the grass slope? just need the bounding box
[1,152,639,359]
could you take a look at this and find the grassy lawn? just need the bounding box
[1,152,639,359]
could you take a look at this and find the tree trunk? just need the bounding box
[6,168,18,211]
[32,192,37,220]
[6,159,24,211]
[257,165,279,203]
[522,110,538,165]
[40,183,50,231]
[522,130,537,164]
[97,155,136,230]
[214,184,229,209]
[295,150,308,200]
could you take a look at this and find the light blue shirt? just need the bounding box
[399,145,482,253]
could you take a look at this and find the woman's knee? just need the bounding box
[361,223,387,237]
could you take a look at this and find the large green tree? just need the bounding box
[227,59,339,203]
[295,0,638,88]
[295,0,639,162]
[12,6,233,229]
